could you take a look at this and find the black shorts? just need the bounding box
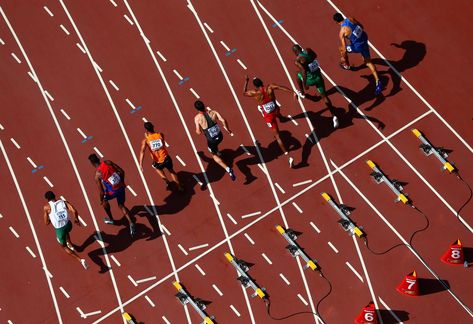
[207,133,223,155]
[152,155,174,171]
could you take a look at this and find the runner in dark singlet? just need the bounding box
[194,100,236,181]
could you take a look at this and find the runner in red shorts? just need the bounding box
[243,76,297,168]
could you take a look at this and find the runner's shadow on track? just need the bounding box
[235,130,301,184]
[198,148,243,187]
[129,205,162,240]
[77,223,156,273]
[463,247,473,265]
[336,73,390,111]
[418,278,450,296]
[378,309,409,323]
[291,106,385,168]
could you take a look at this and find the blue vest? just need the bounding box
[341,18,367,45]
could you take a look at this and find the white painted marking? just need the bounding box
[26,246,36,258]
[93,61,103,72]
[10,138,20,149]
[145,295,155,307]
[109,80,119,91]
[27,71,37,82]
[43,177,54,187]
[240,144,251,155]
[82,310,101,318]
[165,141,170,148]
[274,182,285,194]
[188,243,209,251]
[173,69,184,80]
[93,235,105,247]
[142,117,148,123]
[76,307,84,317]
[310,221,321,234]
[126,185,137,197]
[77,216,87,227]
[203,22,214,33]
[220,40,230,51]
[287,114,298,126]
[261,253,272,264]
[279,273,290,285]
[93,147,104,158]
[110,255,121,267]
[230,304,241,317]
[237,59,247,70]
[9,226,19,238]
[60,24,70,35]
[124,14,134,25]
[26,157,37,168]
[162,316,171,324]
[297,293,309,306]
[226,213,237,225]
[378,297,403,323]
[292,202,303,213]
[292,179,312,187]
[44,90,54,101]
[241,211,261,219]
[189,88,200,98]
[11,52,21,64]
[192,174,203,186]
[257,163,266,173]
[109,0,118,7]
[125,98,135,109]
[136,276,157,284]
[161,224,171,236]
[327,241,339,254]
[156,50,167,62]
[43,267,53,278]
[195,264,206,276]
[178,244,188,255]
[0,213,3,218]
[76,128,87,139]
[0,123,4,130]
[210,193,220,205]
[346,261,364,282]
[60,109,71,120]
[0,38,4,45]
[7,321,12,324]
[43,6,54,17]
[175,155,186,166]
[212,284,223,296]
[128,275,138,287]
[304,133,313,143]
[76,42,86,54]
[59,286,70,298]
[244,233,255,245]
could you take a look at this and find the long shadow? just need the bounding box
[378,309,409,323]
[337,74,390,111]
[198,147,244,186]
[291,106,385,168]
[418,278,450,296]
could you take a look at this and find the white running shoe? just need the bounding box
[288,157,294,168]
[333,116,339,128]
[80,259,89,270]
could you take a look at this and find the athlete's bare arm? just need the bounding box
[212,110,232,134]
[195,115,203,135]
[243,75,260,98]
[268,83,297,99]
[43,205,51,225]
[295,57,307,89]
[339,26,349,53]
[65,201,80,224]
[139,138,148,171]
[94,171,105,204]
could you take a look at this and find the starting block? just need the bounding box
[367,160,409,204]
[275,225,318,271]
[321,193,364,238]
[173,281,215,324]
[412,129,456,173]
[122,312,135,324]
[224,253,266,299]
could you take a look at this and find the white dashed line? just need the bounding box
[162,316,171,324]
[77,128,87,139]
[93,147,104,158]
[287,114,298,126]
[175,155,186,166]
[292,179,312,187]
[192,174,203,186]
[237,59,247,70]
[59,286,70,298]
[173,69,184,80]
[310,221,321,234]
[123,14,134,25]
[210,193,220,205]
[82,310,101,318]
[43,267,53,278]
[160,224,171,236]
[126,185,137,197]
[346,261,364,283]
[262,253,272,265]
[292,202,303,213]
[0,123,4,130]
[304,133,313,143]
[195,264,206,276]
[136,276,157,284]
[128,275,138,287]
[142,117,148,123]
[110,255,121,267]
[60,24,70,35]
[178,244,188,255]
[26,246,36,258]
[230,305,241,317]
[244,233,255,245]
[145,295,155,307]
[189,88,200,98]
[43,176,54,188]
[279,273,291,285]
[109,0,118,7]
[274,182,285,194]
[241,211,261,219]
[226,213,237,225]
[44,90,54,101]
[109,80,119,91]
[60,109,71,120]
[28,71,37,82]
[212,284,223,296]
[78,216,87,227]
[93,61,103,72]
[125,98,136,109]
[10,138,20,149]
[188,243,209,251]
[220,40,230,51]
[203,22,214,33]
[240,144,251,155]
[76,42,86,54]
[156,51,167,62]
[43,6,54,17]
[257,163,267,174]
[327,241,339,254]
[0,213,3,218]
[0,38,4,45]
[297,293,309,306]
[76,307,85,317]
[11,52,21,64]
[27,157,37,168]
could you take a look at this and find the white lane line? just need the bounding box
[77,216,87,227]
[160,224,171,236]
[240,144,251,155]
[123,14,134,25]
[60,24,70,35]
[292,179,312,187]
[327,241,339,254]
[203,22,214,33]
[76,42,86,54]
[230,305,241,317]
[93,61,103,73]
[126,185,137,197]
[26,246,36,258]
[310,221,321,234]
[212,284,223,296]
[188,243,209,251]
[237,59,247,70]
[44,90,54,101]
[28,71,37,82]
[44,267,53,278]
[345,261,364,283]
[109,0,118,7]
[9,226,19,238]
[128,275,138,287]
[292,202,303,213]
[10,138,20,149]
[287,114,298,126]
[43,6,54,17]
[241,211,261,219]
[109,80,119,91]
[274,182,285,194]
[110,255,121,267]
[378,297,403,323]
[135,276,157,284]
[178,244,188,255]
[261,253,272,265]
[304,133,313,144]
[142,117,148,123]
[257,163,266,174]
[0,38,4,45]
[125,98,135,109]
[195,264,206,276]
[26,157,37,168]
[93,147,104,158]
[297,293,309,306]
[175,155,186,166]
[279,273,290,285]
[189,88,200,98]
[11,52,21,63]
[43,176,54,187]
[77,128,87,139]
[59,287,70,299]
[244,233,255,245]
[173,69,184,80]
[145,295,155,307]
[162,316,171,324]
[192,174,203,186]
[60,109,71,120]
[210,193,220,205]
[156,50,167,62]
[220,40,230,51]
[226,213,237,225]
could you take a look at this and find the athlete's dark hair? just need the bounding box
[292,44,302,53]
[144,122,154,132]
[194,100,206,112]
[44,191,56,201]
[88,153,101,165]
[333,13,344,23]
[253,77,263,88]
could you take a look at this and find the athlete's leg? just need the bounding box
[364,58,379,82]
[62,245,81,261]
[272,128,288,154]
[102,199,114,221]
[116,188,133,224]
[296,73,305,94]
[155,168,171,188]
[168,168,183,191]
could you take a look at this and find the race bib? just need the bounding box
[352,25,363,38]
[262,101,276,113]
[207,124,221,138]
[308,60,320,73]
[107,172,121,185]
[150,139,163,151]
[57,210,67,221]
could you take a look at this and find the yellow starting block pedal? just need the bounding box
[173,281,216,322]
[276,225,319,271]
[367,160,411,204]
[225,252,267,299]
[122,312,135,324]
[412,128,456,173]
[321,193,366,238]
